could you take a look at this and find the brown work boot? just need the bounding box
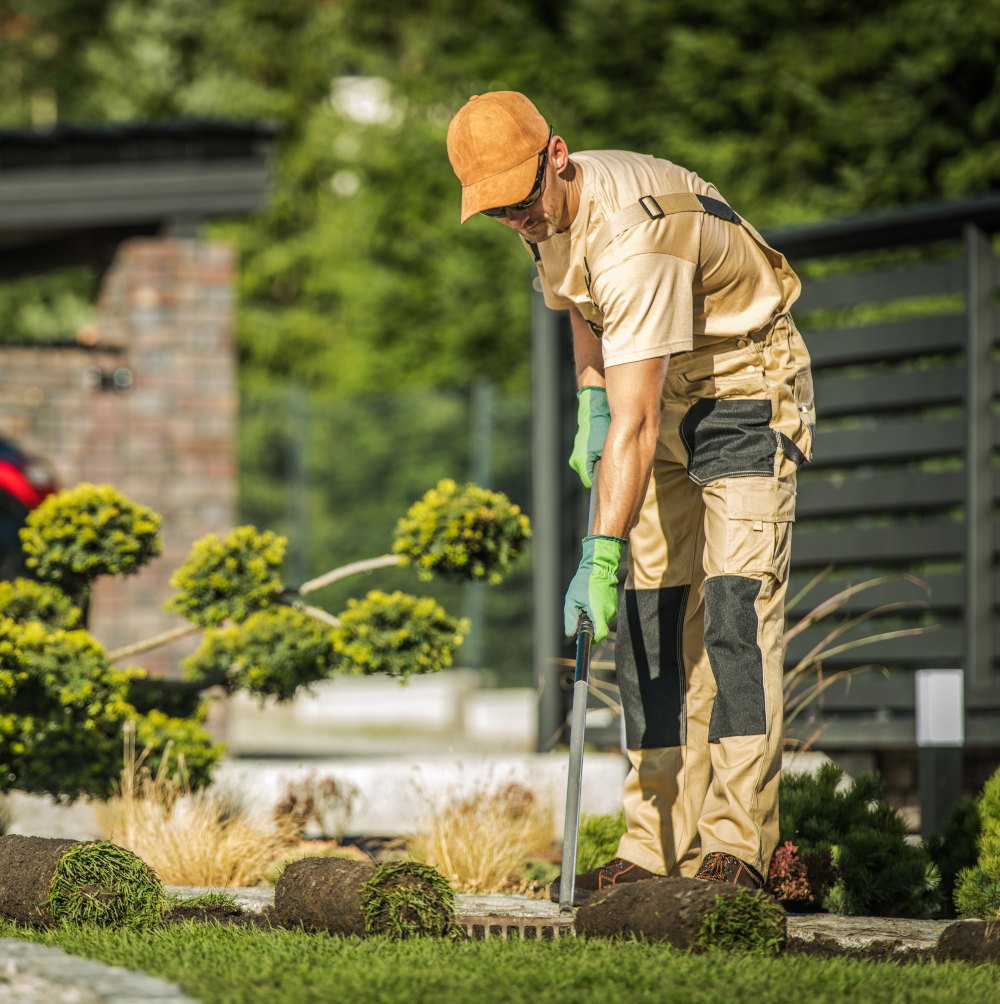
[548,858,659,906]
[694,851,764,889]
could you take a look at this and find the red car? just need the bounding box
[0,438,57,580]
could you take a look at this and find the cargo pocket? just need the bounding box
[680,398,777,486]
[723,478,796,581]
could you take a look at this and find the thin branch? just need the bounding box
[278,595,341,628]
[106,622,201,662]
[296,554,402,595]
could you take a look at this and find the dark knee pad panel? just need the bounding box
[704,575,766,739]
[616,586,688,749]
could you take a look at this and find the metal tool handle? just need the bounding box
[559,460,600,913]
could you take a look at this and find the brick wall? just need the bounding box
[0,238,238,676]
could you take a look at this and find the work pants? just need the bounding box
[614,314,815,880]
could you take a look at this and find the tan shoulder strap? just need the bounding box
[590,192,743,263]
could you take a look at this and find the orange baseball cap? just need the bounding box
[447,91,550,223]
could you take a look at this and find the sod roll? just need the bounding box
[574,876,786,954]
[274,857,376,936]
[0,834,165,928]
[275,857,460,939]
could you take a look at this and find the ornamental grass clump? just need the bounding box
[393,479,531,584]
[19,482,161,597]
[360,861,462,940]
[408,783,553,893]
[44,840,165,929]
[166,525,286,626]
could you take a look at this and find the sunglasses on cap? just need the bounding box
[480,128,553,218]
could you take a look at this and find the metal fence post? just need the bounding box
[915,668,965,838]
[964,224,995,694]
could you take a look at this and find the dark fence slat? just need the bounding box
[792,522,965,566]
[813,364,965,419]
[803,314,965,369]
[794,259,964,313]
[796,470,964,518]
[806,417,965,467]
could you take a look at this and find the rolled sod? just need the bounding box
[275,857,460,939]
[574,876,786,954]
[0,834,165,929]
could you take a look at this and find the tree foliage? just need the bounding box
[2,0,998,390]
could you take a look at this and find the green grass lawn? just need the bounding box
[2,922,999,1004]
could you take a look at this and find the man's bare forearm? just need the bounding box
[594,356,668,539]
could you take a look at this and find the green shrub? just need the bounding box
[575,809,627,874]
[0,618,140,798]
[182,606,337,701]
[131,707,224,791]
[334,590,469,679]
[925,798,981,918]
[0,617,222,799]
[0,578,80,630]
[778,762,939,917]
[954,764,1000,919]
[393,479,531,584]
[19,483,161,596]
[166,525,286,626]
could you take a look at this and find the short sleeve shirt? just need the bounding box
[530,151,801,367]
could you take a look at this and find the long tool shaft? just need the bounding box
[559,461,601,913]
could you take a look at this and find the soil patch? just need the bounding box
[935,919,1000,963]
[0,835,80,926]
[164,901,278,931]
[274,857,375,935]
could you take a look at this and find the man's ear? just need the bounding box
[551,135,572,175]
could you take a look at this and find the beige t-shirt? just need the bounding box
[530,151,801,367]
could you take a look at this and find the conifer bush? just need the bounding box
[19,483,161,597]
[776,762,940,917]
[954,765,1000,919]
[165,525,286,626]
[333,590,468,679]
[393,479,531,584]
[0,578,80,630]
[182,606,337,701]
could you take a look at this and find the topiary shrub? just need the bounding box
[0,578,80,630]
[182,606,337,701]
[166,525,286,626]
[19,483,161,598]
[333,590,468,679]
[954,765,1000,919]
[778,761,939,917]
[0,617,222,800]
[393,479,531,584]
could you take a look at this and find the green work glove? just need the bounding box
[569,386,610,489]
[563,534,626,642]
